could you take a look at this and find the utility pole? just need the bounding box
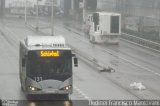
[0,0,5,18]
[51,0,54,36]
[25,0,27,24]
[0,0,1,18]
[36,0,39,32]
[83,0,86,22]
[71,0,74,10]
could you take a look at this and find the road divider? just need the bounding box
[68,44,115,73]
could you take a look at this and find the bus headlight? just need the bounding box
[29,86,41,91]
[60,85,72,90]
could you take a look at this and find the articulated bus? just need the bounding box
[19,36,78,98]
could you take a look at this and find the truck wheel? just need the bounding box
[89,35,95,43]
[91,36,95,43]
[21,85,24,92]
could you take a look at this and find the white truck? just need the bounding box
[85,12,121,44]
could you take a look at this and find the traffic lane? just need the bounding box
[73,57,138,100]
[24,19,116,68]
[101,39,160,73]
[76,53,160,99]
[52,26,160,99]
[53,26,118,69]
[54,24,160,77]
[0,19,118,101]
[54,18,160,76]
[1,19,138,100]
[26,17,160,73]
[65,17,160,72]
[0,19,42,44]
[15,18,160,98]
[0,33,25,100]
[22,20,160,99]
[103,60,160,99]
[0,74,25,100]
[101,41,160,97]
[0,23,122,104]
[2,18,160,99]
[0,20,89,105]
[66,23,160,76]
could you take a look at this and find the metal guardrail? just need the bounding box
[121,32,160,52]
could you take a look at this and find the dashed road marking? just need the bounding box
[73,86,91,100]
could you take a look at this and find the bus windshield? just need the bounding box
[27,50,72,81]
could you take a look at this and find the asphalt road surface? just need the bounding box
[0,17,160,106]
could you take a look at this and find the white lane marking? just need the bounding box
[74,86,91,100]
[102,47,160,77]
[120,56,160,77]
[55,26,160,77]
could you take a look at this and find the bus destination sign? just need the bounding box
[40,51,60,57]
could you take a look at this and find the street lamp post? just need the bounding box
[51,0,54,36]
[36,0,39,32]
[25,0,27,24]
[83,0,86,22]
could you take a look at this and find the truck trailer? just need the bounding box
[85,12,121,44]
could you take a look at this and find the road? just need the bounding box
[36,17,160,99]
[0,18,144,106]
[38,18,160,99]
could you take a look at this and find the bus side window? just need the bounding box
[22,58,25,67]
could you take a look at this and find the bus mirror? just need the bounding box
[72,54,75,57]
[74,57,78,67]
[22,58,25,67]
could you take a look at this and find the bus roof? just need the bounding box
[23,35,71,50]
[25,35,65,46]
